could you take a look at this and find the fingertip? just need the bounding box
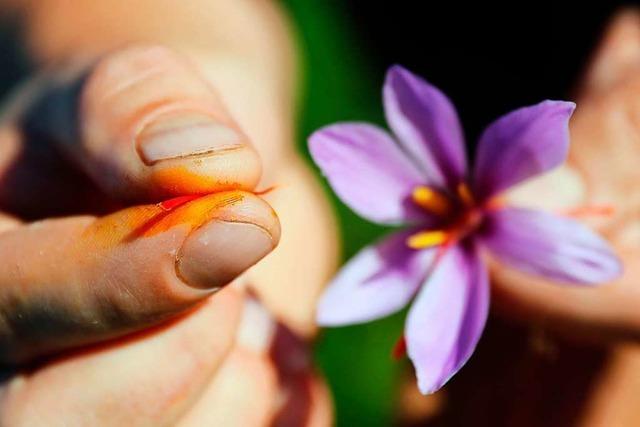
[177,220,275,290]
[173,191,280,290]
[79,190,280,308]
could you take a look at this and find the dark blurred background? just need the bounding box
[281,1,636,426]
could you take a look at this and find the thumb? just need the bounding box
[22,45,261,201]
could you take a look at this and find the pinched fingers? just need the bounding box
[0,42,286,364]
[0,191,279,364]
[0,40,335,342]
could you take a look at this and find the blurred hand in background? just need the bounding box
[400,9,640,427]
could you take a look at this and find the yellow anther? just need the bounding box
[457,183,475,207]
[412,186,451,216]
[406,230,449,249]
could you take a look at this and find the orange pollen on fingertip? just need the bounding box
[456,183,475,207]
[82,191,251,250]
[82,204,166,249]
[411,186,452,216]
[142,191,245,237]
[152,165,236,195]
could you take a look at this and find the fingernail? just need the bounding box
[137,112,242,165]
[177,220,275,290]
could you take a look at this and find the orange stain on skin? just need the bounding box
[82,191,254,250]
[82,204,165,248]
[152,165,239,195]
[141,191,245,237]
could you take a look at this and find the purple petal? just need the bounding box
[406,243,489,394]
[472,100,575,200]
[316,230,437,326]
[479,208,622,284]
[384,65,467,190]
[309,123,428,225]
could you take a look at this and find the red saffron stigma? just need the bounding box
[158,194,202,211]
[562,205,615,218]
[158,185,278,212]
[392,336,407,359]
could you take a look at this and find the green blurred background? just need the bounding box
[281,2,407,426]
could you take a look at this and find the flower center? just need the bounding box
[407,183,483,250]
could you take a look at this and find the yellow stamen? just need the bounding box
[406,230,449,249]
[412,186,451,216]
[457,183,474,207]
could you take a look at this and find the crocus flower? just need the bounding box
[309,65,622,394]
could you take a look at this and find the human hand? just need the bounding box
[396,12,640,426]
[491,9,640,343]
[0,1,335,425]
